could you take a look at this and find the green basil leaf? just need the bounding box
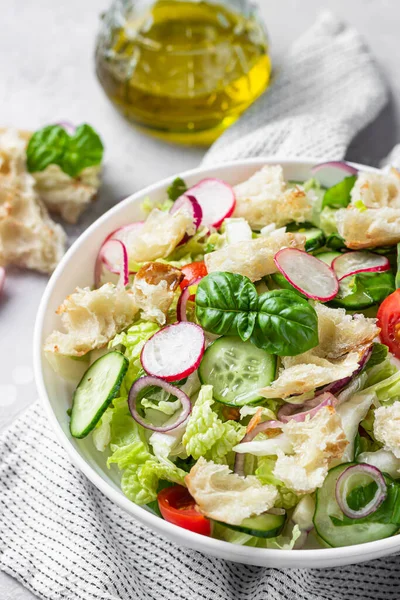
[167,177,187,201]
[26,123,104,177]
[322,175,357,209]
[60,124,104,177]
[26,125,69,173]
[252,290,319,356]
[195,272,258,341]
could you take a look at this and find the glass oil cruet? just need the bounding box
[95,0,271,144]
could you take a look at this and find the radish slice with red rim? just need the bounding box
[311,161,358,176]
[274,248,339,301]
[94,239,129,288]
[311,161,358,187]
[128,375,192,432]
[141,322,205,382]
[185,178,235,228]
[170,194,203,231]
[177,277,203,322]
[108,223,144,273]
[332,251,390,281]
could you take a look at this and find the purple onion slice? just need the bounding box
[317,344,373,398]
[277,392,338,424]
[335,464,387,519]
[128,375,192,432]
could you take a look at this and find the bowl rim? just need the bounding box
[34,155,400,565]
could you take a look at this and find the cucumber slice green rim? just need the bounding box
[313,463,399,547]
[70,351,128,439]
[198,336,276,406]
[217,511,286,539]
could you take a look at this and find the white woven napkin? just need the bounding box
[1,11,397,600]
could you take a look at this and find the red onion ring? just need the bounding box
[234,420,284,476]
[177,277,203,322]
[278,392,338,424]
[335,463,387,519]
[311,161,358,176]
[128,375,192,432]
[94,239,129,288]
[317,345,373,398]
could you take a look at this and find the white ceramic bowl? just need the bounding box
[34,157,400,569]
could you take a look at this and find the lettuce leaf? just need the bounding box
[140,197,174,215]
[182,385,245,465]
[255,457,300,509]
[106,400,186,504]
[109,320,160,392]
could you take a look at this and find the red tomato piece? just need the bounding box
[180,261,207,290]
[377,289,400,359]
[157,485,211,536]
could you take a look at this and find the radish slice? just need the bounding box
[274,248,339,301]
[311,161,358,187]
[95,222,144,287]
[170,194,203,231]
[311,161,358,176]
[108,223,144,271]
[185,178,235,228]
[128,375,192,432]
[177,276,203,322]
[94,239,129,288]
[141,322,205,382]
[0,267,5,296]
[332,251,390,281]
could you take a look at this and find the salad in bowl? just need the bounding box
[41,160,400,553]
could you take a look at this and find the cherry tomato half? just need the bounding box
[377,289,400,359]
[180,261,207,290]
[157,485,211,536]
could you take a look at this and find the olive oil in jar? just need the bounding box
[95,0,271,144]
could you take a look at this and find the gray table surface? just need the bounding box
[1,0,400,596]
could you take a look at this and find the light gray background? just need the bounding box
[0,0,399,597]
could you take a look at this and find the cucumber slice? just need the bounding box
[198,336,276,406]
[313,463,398,547]
[314,251,342,266]
[70,351,128,438]
[302,228,326,252]
[218,511,286,539]
[286,223,326,252]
